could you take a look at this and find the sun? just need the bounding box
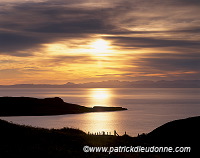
[91,39,109,50]
[90,39,111,55]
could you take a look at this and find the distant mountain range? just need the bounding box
[0,80,200,88]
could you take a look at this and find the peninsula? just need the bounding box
[0,97,127,116]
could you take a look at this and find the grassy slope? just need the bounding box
[1,116,199,158]
[0,119,158,158]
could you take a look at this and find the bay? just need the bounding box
[0,88,200,136]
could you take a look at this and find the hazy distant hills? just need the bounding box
[0,80,200,88]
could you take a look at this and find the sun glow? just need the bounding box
[91,39,109,50]
[90,39,111,55]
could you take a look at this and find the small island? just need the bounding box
[0,97,127,116]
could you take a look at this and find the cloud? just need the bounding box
[0,0,118,56]
[41,55,96,66]
[105,36,200,49]
[102,51,200,80]
[1,0,200,55]
[0,0,200,83]
[0,31,46,56]
[138,57,200,72]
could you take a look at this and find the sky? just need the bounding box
[0,0,200,85]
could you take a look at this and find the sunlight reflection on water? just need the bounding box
[0,88,200,136]
[89,88,113,107]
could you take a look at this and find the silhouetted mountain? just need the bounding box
[0,80,200,88]
[0,97,127,116]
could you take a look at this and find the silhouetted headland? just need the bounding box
[0,97,127,116]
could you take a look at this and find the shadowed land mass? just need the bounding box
[0,97,127,116]
[0,116,199,157]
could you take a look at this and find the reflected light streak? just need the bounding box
[84,88,118,133]
[92,89,110,99]
[84,112,117,134]
[89,88,112,107]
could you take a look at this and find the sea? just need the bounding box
[0,88,199,136]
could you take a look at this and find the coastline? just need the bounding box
[0,97,127,116]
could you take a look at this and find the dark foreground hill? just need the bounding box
[146,116,200,157]
[0,116,199,157]
[0,97,127,116]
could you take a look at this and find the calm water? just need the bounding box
[0,88,200,136]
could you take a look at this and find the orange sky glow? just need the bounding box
[0,0,200,85]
